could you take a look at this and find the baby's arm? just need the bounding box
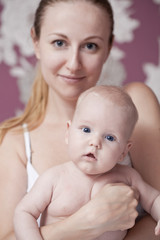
[14,167,57,240]
[150,195,160,235]
[128,167,160,236]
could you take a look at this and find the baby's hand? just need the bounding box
[155,220,160,235]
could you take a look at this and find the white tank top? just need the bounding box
[23,123,39,192]
[23,124,41,225]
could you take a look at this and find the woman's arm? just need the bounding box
[40,183,138,240]
[15,181,138,240]
[124,82,160,239]
[0,132,27,240]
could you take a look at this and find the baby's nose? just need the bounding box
[89,136,101,149]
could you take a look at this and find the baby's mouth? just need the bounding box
[87,153,95,158]
[85,153,97,161]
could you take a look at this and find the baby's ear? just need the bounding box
[65,120,71,144]
[125,141,132,157]
[119,141,132,162]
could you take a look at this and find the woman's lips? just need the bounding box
[59,74,85,83]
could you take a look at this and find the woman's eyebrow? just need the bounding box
[84,36,104,42]
[48,33,68,39]
[48,33,103,42]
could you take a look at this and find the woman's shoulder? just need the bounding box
[0,126,27,166]
[123,82,160,120]
[123,82,158,103]
[2,125,23,143]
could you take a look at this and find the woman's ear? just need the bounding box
[65,120,71,144]
[30,27,40,59]
[118,141,132,162]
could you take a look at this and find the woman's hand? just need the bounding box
[40,183,138,240]
[84,183,138,236]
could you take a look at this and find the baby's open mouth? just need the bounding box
[87,153,95,158]
[86,153,97,161]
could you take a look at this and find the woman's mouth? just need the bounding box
[59,74,85,83]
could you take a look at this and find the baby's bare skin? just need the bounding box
[14,87,160,240]
[15,161,160,240]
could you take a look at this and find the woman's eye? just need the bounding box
[105,135,115,142]
[82,127,91,133]
[84,43,97,51]
[53,40,66,48]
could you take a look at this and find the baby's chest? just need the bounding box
[47,180,92,217]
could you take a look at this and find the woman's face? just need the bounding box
[33,1,112,101]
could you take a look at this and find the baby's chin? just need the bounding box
[78,164,104,176]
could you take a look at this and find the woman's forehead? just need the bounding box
[41,1,111,38]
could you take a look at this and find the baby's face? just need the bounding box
[66,94,131,175]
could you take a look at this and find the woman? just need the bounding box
[0,0,160,239]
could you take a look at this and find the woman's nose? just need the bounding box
[66,48,82,73]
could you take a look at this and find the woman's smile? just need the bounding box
[58,74,86,84]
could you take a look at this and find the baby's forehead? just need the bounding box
[78,91,114,107]
[76,91,131,122]
[76,93,120,119]
[79,91,104,102]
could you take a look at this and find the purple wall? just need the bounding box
[120,0,160,84]
[0,0,160,123]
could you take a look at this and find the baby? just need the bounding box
[14,85,160,240]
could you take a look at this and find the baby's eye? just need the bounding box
[53,40,66,48]
[105,135,116,142]
[82,127,91,133]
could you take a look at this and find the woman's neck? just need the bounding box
[44,89,77,125]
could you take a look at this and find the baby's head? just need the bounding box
[66,85,138,175]
[74,85,138,140]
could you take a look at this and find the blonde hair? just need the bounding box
[0,66,48,144]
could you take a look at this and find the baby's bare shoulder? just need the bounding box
[96,165,140,188]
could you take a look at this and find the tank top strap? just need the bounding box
[22,123,41,225]
[22,123,32,163]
